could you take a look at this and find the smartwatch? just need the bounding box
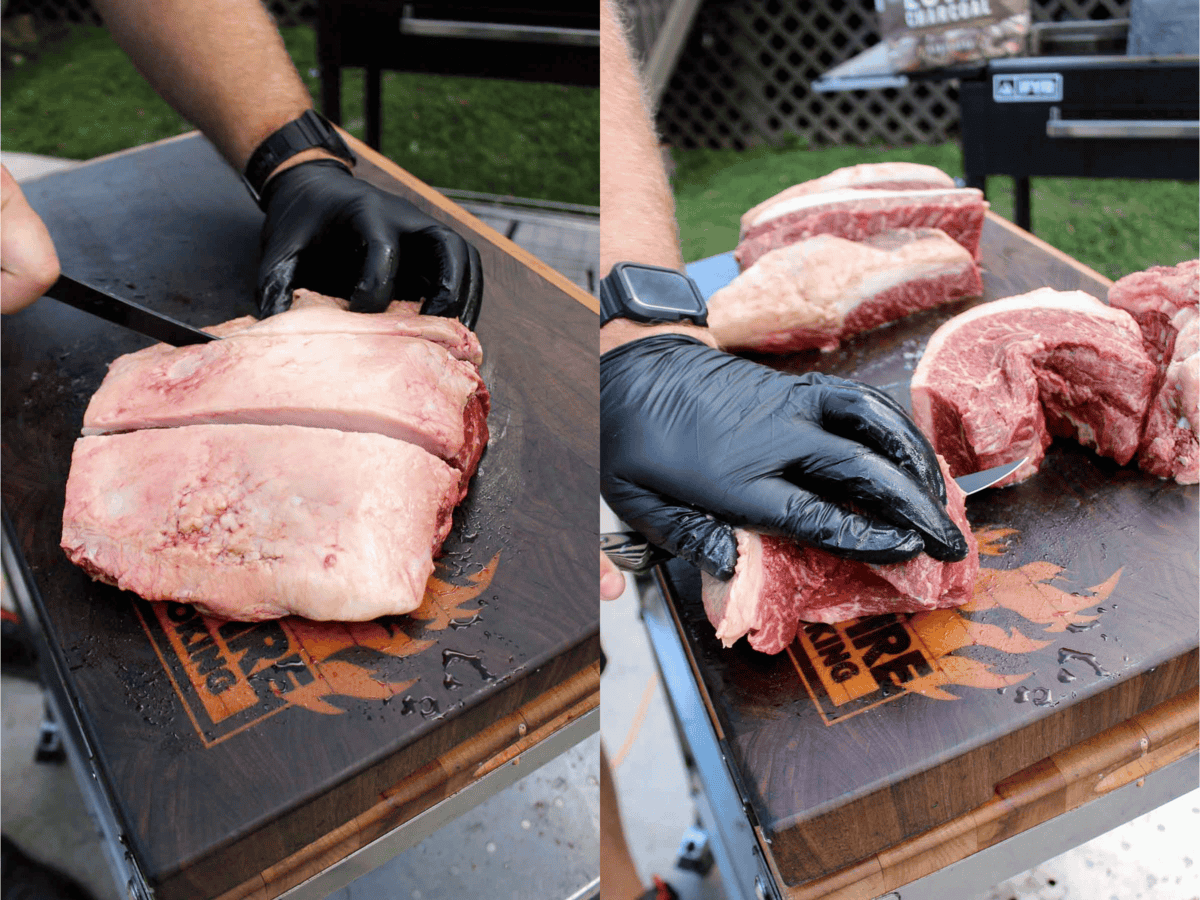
[241,109,357,208]
[599,262,709,327]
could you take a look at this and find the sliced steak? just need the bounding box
[736,187,987,271]
[61,425,460,621]
[708,229,981,354]
[911,289,1157,486]
[82,332,489,476]
[701,457,977,652]
[1107,259,1199,483]
[739,162,957,238]
[207,289,483,365]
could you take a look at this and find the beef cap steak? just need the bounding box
[911,288,1157,486]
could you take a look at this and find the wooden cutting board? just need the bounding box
[675,213,1199,889]
[1,133,599,900]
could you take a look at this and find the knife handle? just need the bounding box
[601,531,673,574]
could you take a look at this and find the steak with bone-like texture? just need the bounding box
[735,187,987,271]
[708,229,981,354]
[61,425,460,621]
[1107,259,1199,484]
[911,289,1156,486]
[739,162,957,239]
[701,457,977,653]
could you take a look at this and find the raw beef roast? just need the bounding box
[735,187,987,271]
[61,425,459,621]
[911,289,1157,486]
[81,332,489,475]
[708,229,981,353]
[209,289,483,366]
[1107,259,1199,483]
[62,297,490,621]
[701,458,977,652]
[739,162,957,239]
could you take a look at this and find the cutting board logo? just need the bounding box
[787,527,1121,725]
[133,553,500,747]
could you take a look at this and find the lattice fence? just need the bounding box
[648,0,1130,149]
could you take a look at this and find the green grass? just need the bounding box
[671,139,1199,281]
[1,25,599,206]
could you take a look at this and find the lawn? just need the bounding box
[671,139,1199,282]
[1,24,599,207]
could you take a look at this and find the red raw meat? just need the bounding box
[61,425,460,621]
[911,288,1156,485]
[701,459,978,653]
[735,187,987,271]
[708,229,981,353]
[1107,259,1199,484]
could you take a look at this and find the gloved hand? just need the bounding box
[601,334,968,580]
[256,160,482,327]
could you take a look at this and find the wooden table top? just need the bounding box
[672,212,1199,893]
[1,133,599,900]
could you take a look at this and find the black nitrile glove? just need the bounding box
[256,160,482,327]
[600,334,968,580]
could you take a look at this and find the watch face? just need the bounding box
[622,266,707,319]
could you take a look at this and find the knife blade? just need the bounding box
[43,274,218,346]
[602,458,1029,574]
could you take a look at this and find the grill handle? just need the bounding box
[1047,106,1200,140]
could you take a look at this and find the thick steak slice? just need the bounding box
[61,425,459,621]
[911,289,1157,486]
[207,289,483,365]
[735,187,987,271]
[1107,259,1199,483]
[739,162,957,239]
[82,332,489,476]
[708,229,981,353]
[702,457,977,652]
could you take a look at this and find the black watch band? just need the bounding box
[599,262,708,327]
[241,109,356,208]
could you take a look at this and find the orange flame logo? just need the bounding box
[789,526,1123,722]
[139,553,501,743]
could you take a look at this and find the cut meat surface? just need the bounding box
[209,289,483,365]
[701,457,977,652]
[739,163,957,239]
[1107,259,1199,483]
[735,187,987,271]
[82,332,489,476]
[708,229,981,353]
[911,289,1157,485]
[61,425,460,621]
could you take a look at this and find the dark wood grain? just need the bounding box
[665,213,1198,887]
[1,133,598,900]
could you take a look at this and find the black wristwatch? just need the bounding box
[599,262,708,327]
[241,109,356,208]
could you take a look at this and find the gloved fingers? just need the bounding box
[348,233,400,313]
[456,240,483,330]
[413,226,480,326]
[736,477,927,564]
[256,251,300,318]
[800,376,948,504]
[602,477,739,580]
[779,430,967,561]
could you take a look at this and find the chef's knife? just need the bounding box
[43,274,218,346]
[602,457,1029,574]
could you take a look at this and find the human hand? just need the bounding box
[256,161,482,326]
[1,165,60,314]
[601,551,626,601]
[600,334,968,580]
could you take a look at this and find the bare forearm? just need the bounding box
[600,0,682,274]
[93,0,318,171]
